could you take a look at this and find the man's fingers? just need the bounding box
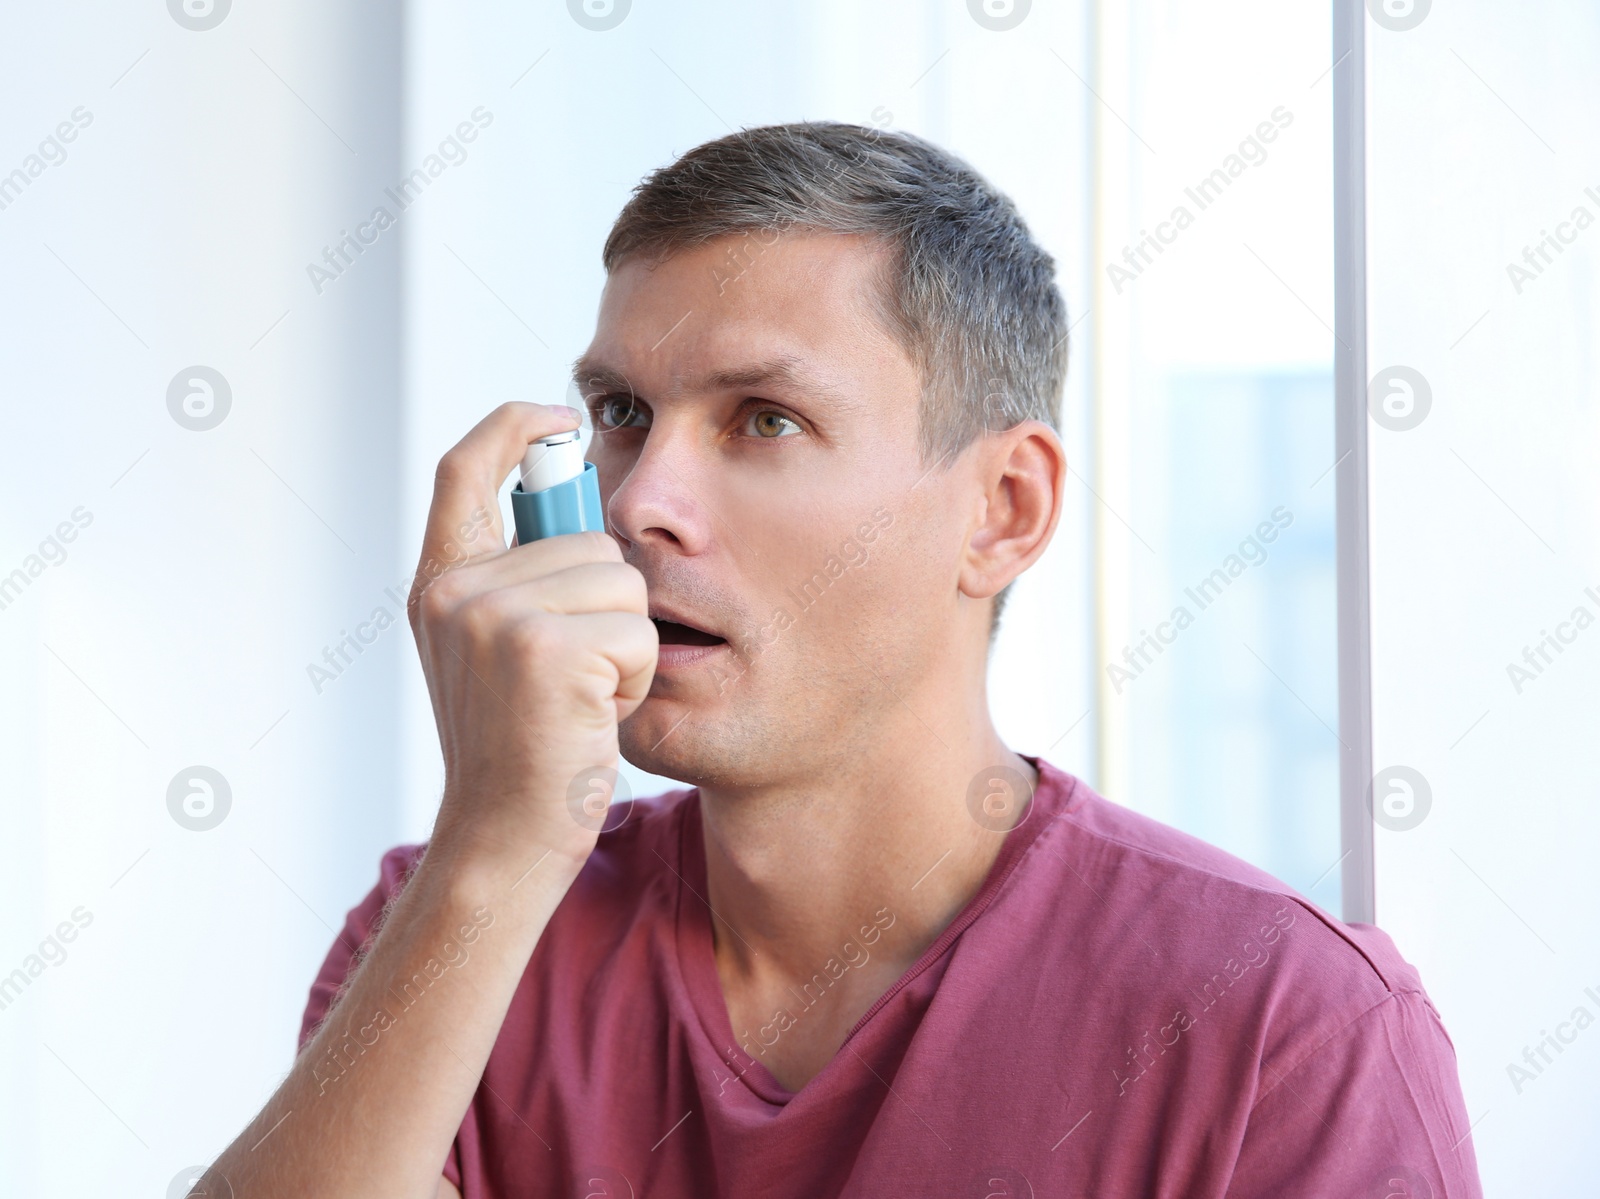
[512,560,648,620]
[560,611,660,716]
[447,561,646,633]
[483,530,623,584]
[409,531,623,616]
[417,402,583,574]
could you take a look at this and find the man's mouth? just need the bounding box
[650,614,728,648]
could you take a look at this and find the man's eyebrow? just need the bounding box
[572,356,857,409]
[570,361,635,399]
[695,358,854,408]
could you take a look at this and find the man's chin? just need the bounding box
[618,698,705,781]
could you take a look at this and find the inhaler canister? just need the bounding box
[511,430,606,543]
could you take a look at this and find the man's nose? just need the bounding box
[604,430,717,555]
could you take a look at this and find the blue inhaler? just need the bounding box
[510,429,605,543]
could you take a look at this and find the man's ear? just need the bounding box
[958,420,1066,601]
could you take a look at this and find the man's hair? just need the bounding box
[602,120,1067,636]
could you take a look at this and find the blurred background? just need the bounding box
[0,1,1594,1194]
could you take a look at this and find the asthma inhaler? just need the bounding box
[510,429,605,543]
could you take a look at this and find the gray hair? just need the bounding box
[603,121,1067,635]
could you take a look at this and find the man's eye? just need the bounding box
[744,409,801,439]
[595,396,648,429]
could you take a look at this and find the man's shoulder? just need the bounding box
[1030,758,1427,1012]
[1030,770,1478,1192]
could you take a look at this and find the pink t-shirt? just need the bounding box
[299,756,1482,1198]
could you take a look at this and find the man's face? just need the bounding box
[577,231,975,787]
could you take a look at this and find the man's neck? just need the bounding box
[696,707,1037,1081]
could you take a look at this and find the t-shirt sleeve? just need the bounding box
[1225,989,1483,1198]
[296,843,427,1050]
[295,843,465,1191]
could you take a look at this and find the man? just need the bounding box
[201,123,1481,1197]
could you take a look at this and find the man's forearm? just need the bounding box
[201,834,586,1198]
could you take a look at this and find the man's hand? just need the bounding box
[196,402,655,1199]
[408,401,657,870]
